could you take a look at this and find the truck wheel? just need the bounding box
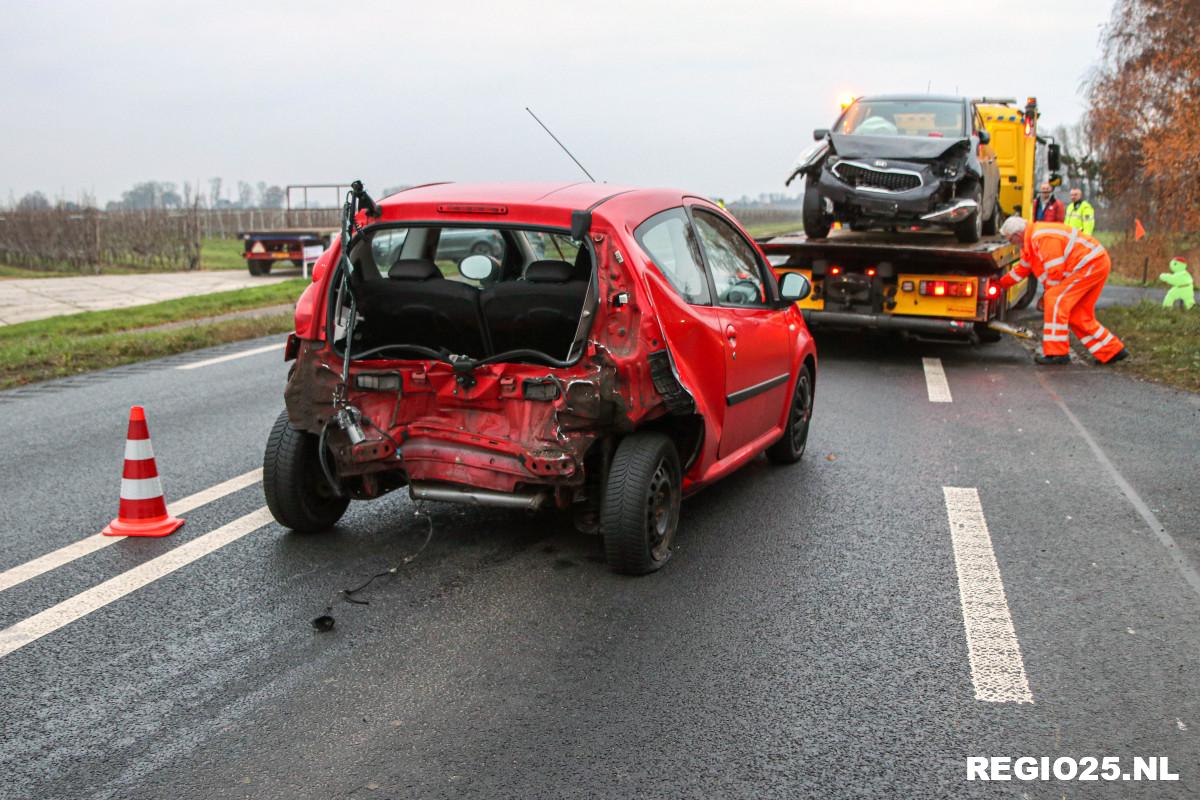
[974,322,1003,343]
[1011,274,1038,310]
[766,364,814,464]
[263,410,349,532]
[601,433,681,575]
[248,260,272,276]
[954,186,984,243]
[802,179,832,239]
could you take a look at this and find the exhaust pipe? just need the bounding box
[921,199,978,224]
[409,482,550,511]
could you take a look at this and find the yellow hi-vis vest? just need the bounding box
[1064,200,1095,236]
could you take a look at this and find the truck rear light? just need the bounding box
[829,266,842,276]
[986,283,1000,298]
[865,267,877,277]
[919,279,975,298]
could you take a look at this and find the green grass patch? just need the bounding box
[200,237,248,270]
[0,264,69,279]
[0,313,294,389]
[0,280,307,388]
[744,221,804,239]
[0,279,306,343]
[1097,301,1200,392]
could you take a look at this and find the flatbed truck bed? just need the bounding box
[759,228,1033,340]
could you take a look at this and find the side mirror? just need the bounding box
[779,271,812,302]
[813,128,830,141]
[978,129,991,145]
[1047,142,1062,172]
[459,254,497,282]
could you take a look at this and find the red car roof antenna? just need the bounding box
[525,107,597,183]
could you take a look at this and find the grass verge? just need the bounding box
[1096,301,1200,392]
[744,221,804,239]
[0,280,306,389]
[201,237,249,270]
[0,279,306,340]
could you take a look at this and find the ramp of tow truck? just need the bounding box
[757,229,1018,273]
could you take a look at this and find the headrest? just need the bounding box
[388,259,441,280]
[525,260,575,283]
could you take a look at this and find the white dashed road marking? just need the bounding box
[922,357,952,403]
[0,507,274,659]
[176,343,282,370]
[0,468,262,594]
[943,486,1033,704]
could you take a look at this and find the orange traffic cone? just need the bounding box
[102,406,184,538]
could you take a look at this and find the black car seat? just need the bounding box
[480,249,591,361]
[354,259,488,357]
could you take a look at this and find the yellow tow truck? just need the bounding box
[765,96,1060,342]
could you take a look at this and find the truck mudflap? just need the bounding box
[802,309,975,336]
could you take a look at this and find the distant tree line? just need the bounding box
[7,179,289,212]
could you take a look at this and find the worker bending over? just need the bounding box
[997,216,1129,365]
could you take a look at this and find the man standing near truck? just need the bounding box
[1033,182,1065,222]
[997,216,1129,365]
[1064,187,1095,235]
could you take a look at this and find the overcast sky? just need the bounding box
[1,0,1113,205]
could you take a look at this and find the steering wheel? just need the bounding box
[724,279,762,305]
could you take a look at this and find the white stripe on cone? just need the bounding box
[121,477,166,501]
[124,439,155,461]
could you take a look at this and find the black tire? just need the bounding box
[981,196,1000,236]
[974,322,1003,343]
[600,433,681,575]
[802,178,832,239]
[263,410,349,532]
[953,185,984,243]
[1011,274,1039,311]
[766,364,814,464]
[248,260,272,276]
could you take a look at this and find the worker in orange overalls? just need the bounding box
[996,216,1129,365]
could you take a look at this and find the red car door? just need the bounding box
[687,205,792,460]
[630,207,730,442]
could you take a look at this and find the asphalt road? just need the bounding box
[0,327,1198,799]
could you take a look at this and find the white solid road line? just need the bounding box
[1036,373,1200,599]
[943,487,1033,704]
[0,507,274,659]
[922,357,953,403]
[176,342,282,370]
[0,468,262,595]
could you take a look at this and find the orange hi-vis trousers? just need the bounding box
[1041,255,1125,361]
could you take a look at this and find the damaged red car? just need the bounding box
[264,181,817,574]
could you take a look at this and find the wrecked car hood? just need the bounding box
[830,133,968,160]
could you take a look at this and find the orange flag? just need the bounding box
[1134,218,1146,241]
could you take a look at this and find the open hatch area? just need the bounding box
[338,224,596,364]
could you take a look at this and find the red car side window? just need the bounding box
[634,208,711,305]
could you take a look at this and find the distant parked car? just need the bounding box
[788,94,1001,243]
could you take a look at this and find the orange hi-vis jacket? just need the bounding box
[997,222,1107,290]
[997,222,1125,362]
